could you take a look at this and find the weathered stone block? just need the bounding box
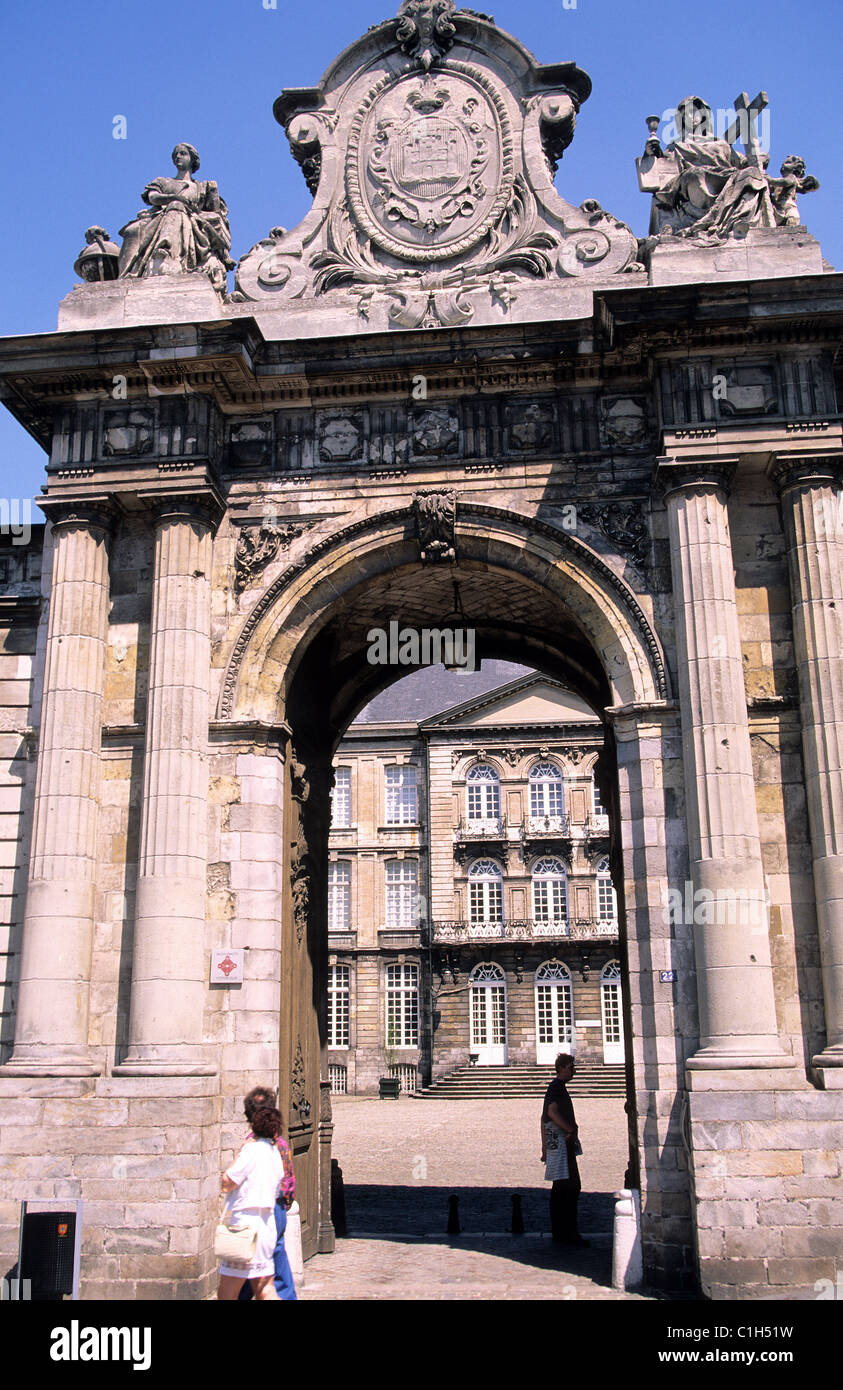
[126,1097,217,1126]
[800,1151,840,1178]
[696,1200,756,1228]
[699,1257,768,1284]
[757,1200,812,1227]
[689,1122,743,1150]
[720,1227,783,1258]
[780,1226,843,1257]
[766,1257,837,1284]
[101,1228,171,1262]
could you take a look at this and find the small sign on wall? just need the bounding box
[575,1020,601,1028]
[659,970,677,983]
[211,949,244,984]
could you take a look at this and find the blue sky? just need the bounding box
[1,0,840,514]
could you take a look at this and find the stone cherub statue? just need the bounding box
[637,94,818,241]
[767,155,820,227]
[117,142,235,290]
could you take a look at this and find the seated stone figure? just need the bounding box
[118,143,235,290]
[638,97,818,242]
[647,97,775,238]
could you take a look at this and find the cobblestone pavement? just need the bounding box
[300,1096,683,1301]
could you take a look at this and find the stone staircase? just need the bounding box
[416,1062,626,1099]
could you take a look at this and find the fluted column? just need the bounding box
[772,457,843,1077]
[115,502,217,1075]
[658,460,793,1069]
[3,506,113,1075]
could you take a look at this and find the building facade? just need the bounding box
[0,1,841,1300]
[327,666,625,1093]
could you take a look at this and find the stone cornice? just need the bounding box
[208,719,292,752]
[0,271,842,426]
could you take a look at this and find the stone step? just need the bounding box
[417,1063,626,1099]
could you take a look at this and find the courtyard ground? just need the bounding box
[299,1095,683,1301]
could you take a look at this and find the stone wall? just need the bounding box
[688,1083,843,1299]
[0,1075,220,1299]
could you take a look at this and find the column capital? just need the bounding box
[39,497,119,536]
[654,456,738,501]
[138,487,225,535]
[766,453,843,495]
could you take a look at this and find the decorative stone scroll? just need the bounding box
[234,2,639,333]
[396,0,458,70]
[233,521,316,594]
[578,502,650,568]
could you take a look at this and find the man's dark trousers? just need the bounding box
[550,1142,582,1242]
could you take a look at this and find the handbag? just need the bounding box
[543,1121,570,1182]
[214,1200,258,1265]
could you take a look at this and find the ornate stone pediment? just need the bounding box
[234,2,640,334]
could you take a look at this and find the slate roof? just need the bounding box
[352,660,533,725]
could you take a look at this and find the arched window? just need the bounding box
[328,861,351,932]
[600,959,625,1063]
[531,857,568,927]
[466,764,500,824]
[327,964,350,1047]
[385,859,418,929]
[596,855,617,927]
[468,859,503,928]
[469,962,507,1063]
[529,762,565,822]
[534,960,573,1063]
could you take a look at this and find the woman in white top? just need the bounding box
[217,1104,285,1301]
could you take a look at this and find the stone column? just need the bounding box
[657,460,793,1070]
[116,501,218,1076]
[3,505,113,1075]
[772,457,843,1081]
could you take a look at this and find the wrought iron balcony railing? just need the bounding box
[429,917,619,943]
[523,814,568,836]
[453,816,507,840]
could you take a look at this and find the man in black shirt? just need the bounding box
[540,1052,589,1247]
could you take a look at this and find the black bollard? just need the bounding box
[447,1194,461,1235]
[511,1193,524,1235]
[331,1158,347,1239]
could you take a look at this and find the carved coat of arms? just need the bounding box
[350,76,511,262]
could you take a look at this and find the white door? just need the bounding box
[469,964,507,1064]
[535,961,573,1064]
[601,961,625,1063]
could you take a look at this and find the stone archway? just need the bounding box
[217,508,679,1263]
